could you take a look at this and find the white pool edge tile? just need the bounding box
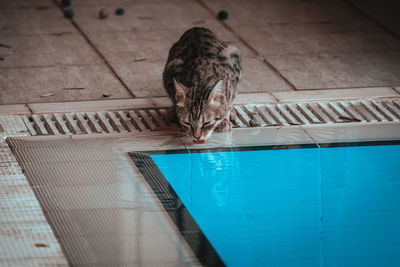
[301,121,400,145]
[272,87,400,102]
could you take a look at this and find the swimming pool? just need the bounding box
[131,141,400,267]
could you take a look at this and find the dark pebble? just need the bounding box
[64,9,74,19]
[99,8,109,19]
[116,8,125,15]
[61,0,71,7]
[217,10,228,20]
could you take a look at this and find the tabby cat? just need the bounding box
[163,27,242,142]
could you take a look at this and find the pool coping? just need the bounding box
[1,109,400,266]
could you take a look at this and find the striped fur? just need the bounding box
[163,27,242,141]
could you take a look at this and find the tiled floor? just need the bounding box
[1,0,400,104]
[1,0,400,266]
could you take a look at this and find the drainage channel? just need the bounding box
[19,99,400,136]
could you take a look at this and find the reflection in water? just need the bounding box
[152,144,400,267]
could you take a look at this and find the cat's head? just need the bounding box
[173,78,229,142]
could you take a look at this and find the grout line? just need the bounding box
[0,63,114,70]
[50,0,137,98]
[300,125,320,148]
[194,0,297,91]
[26,104,33,114]
[20,97,154,106]
[344,0,400,41]
[291,86,400,91]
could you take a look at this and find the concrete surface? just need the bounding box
[1,0,399,104]
[1,1,400,266]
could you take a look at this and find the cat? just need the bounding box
[163,27,242,142]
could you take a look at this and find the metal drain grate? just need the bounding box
[21,99,400,136]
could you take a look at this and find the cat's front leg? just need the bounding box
[229,108,237,122]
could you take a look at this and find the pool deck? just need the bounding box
[1,0,400,266]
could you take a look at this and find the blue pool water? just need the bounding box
[151,144,400,267]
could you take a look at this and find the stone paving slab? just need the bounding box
[350,0,400,36]
[202,0,361,26]
[0,6,74,36]
[267,51,400,89]
[110,60,165,98]
[73,2,213,33]
[235,23,400,57]
[55,0,187,6]
[349,0,400,20]
[239,57,292,92]
[348,0,400,36]
[0,64,132,104]
[86,23,254,64]
[109,55,292,98]
[0,33,103,67]
[0,0,52,9]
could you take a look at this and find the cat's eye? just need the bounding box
[181,121,191,127]
[202,121,214,128]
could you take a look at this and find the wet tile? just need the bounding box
[71,131,186,153]
[61,232,195,265]
[302,122,400,144]
[21,161,126,187]
[180,126,316,150]
[272,87,399,102]
[33,183,163,211]
[0,64,132,104]
[45,209,177,238]
[267,51,400,89]
[14,145,113,164]
[0,7,74,36]
[0,33,102,67]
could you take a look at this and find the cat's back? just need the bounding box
[167,27,221,62]
[163,27,242,100]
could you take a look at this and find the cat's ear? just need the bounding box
[173,78,187,107]
[208,80,225,105]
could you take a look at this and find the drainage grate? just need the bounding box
[21,99,400,136]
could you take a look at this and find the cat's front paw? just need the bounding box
[215,119,232,132]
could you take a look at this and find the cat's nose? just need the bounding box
[193,133,202,140]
